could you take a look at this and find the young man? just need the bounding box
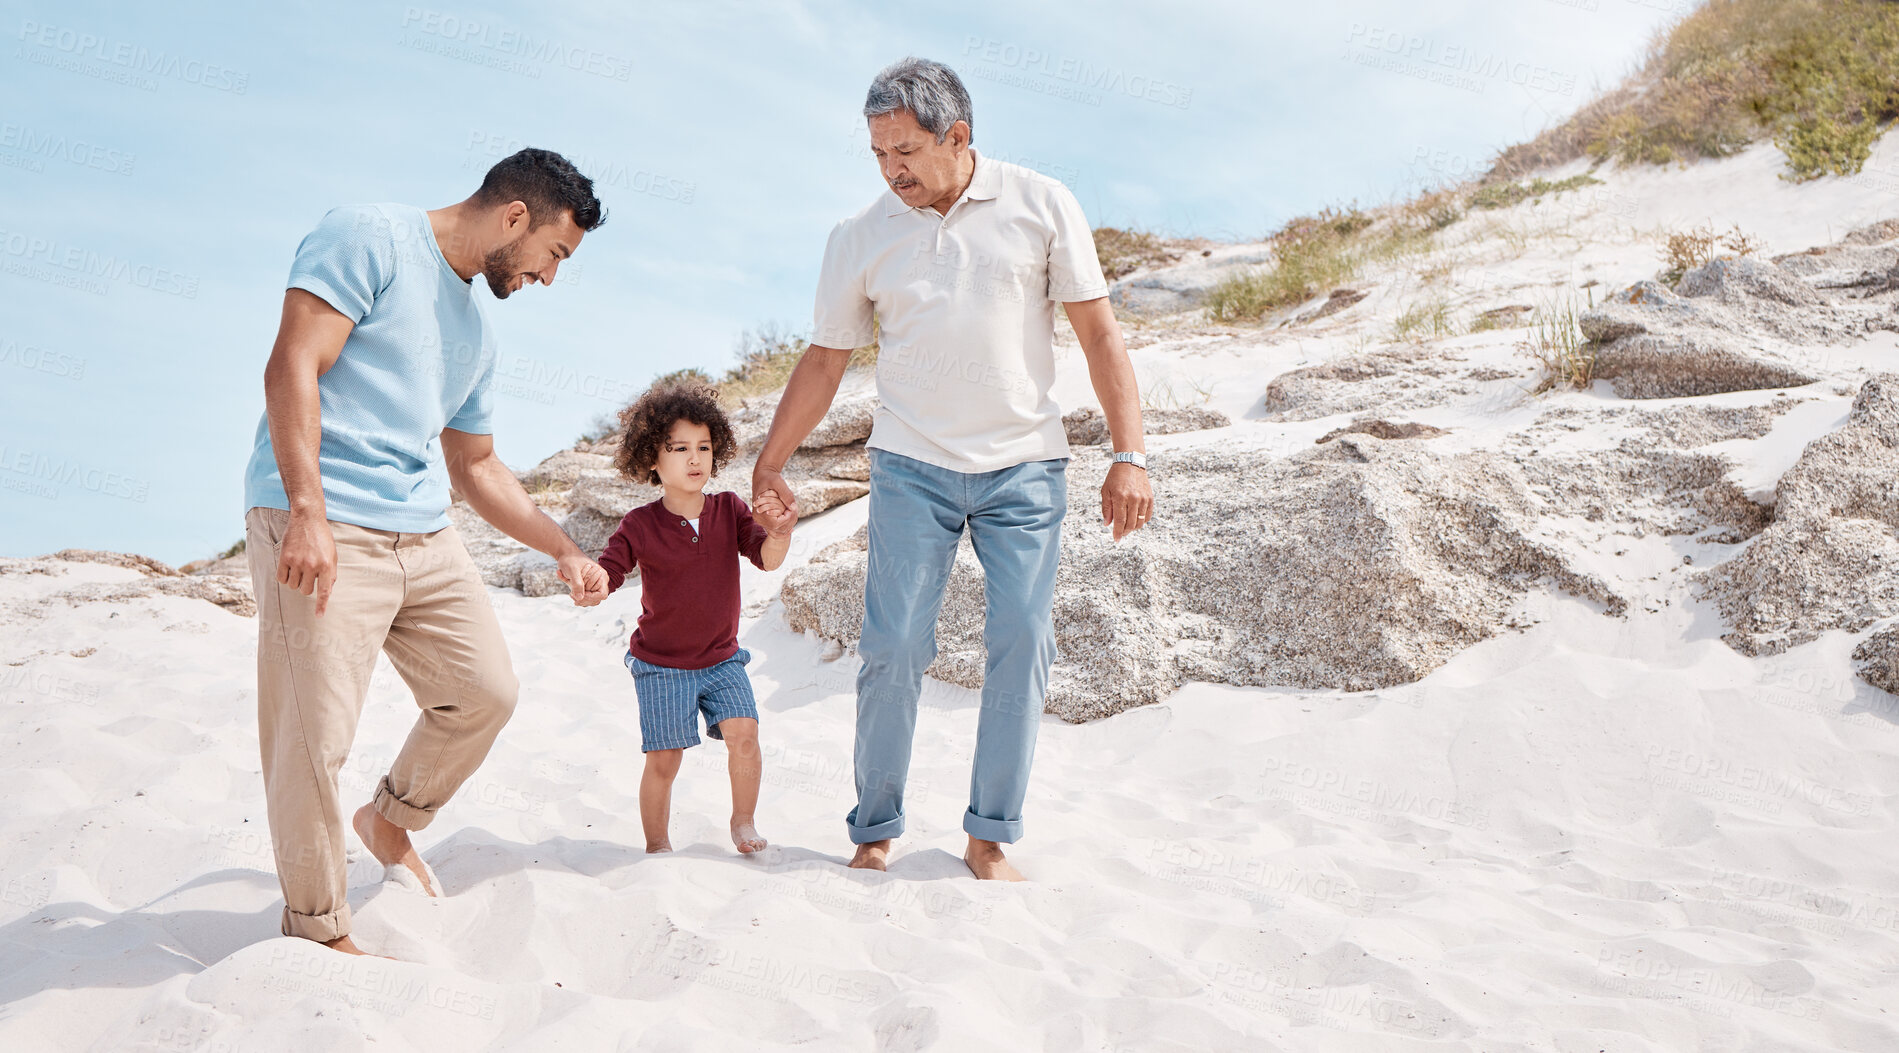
[243,148,610,956]
[752,58,1153,881]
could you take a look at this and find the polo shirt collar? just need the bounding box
[884,147,997,217]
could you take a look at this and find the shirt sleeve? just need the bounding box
[445,345,497,434]
[1044,184,1110,304]
[729,492,771,570]
[597,514,641,594]
[810,219,876,349]
[286,206,392,324]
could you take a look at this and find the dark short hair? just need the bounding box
[614,381,737,487]
[472,148,607,231]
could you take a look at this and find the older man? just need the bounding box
[753,58,1152,880]
[243,148,611,955]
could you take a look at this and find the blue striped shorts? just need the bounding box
[624,647,758,752]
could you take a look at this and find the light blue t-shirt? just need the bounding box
[243,203,498,533]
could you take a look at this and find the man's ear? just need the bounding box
[948,121,970,151]
[501,200,530,233]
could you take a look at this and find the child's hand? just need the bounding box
[754,488,797,537]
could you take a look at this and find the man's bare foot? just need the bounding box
[731,819,767,854]
[318,934,394,959]
[351,804,438,897]
[645,840,672,854]
[849,840,891,871]
[964,838,1025,882]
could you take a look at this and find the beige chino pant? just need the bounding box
[245,506,519,941]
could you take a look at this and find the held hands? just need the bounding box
[753,487,798,538]
[751,464,800,538]
[1102,461,1154,541]
[278,513,338,616]
[556,553,610,607]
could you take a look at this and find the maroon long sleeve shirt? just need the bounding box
[597,490,770,669]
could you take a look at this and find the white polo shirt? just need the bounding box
[811,148,1109,473]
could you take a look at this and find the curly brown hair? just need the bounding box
[613,381,738,486]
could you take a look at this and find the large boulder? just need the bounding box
[1700,374,1899,655]
[781,440,1624,721]
[516,449,613,490]
[1108,248,1273,315]
[800,390,879,448]
[1580,280,1818,399]
[1261,348,1472,422]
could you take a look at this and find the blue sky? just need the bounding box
[0,0,1684,564]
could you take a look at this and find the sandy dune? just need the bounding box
[4,137,1899,1050]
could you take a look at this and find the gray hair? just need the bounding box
[863,57,973,144]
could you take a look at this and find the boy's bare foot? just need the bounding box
[645,840,673,854]
[731,820,767,854]
[319,934,394,959]
[848,840,891,871]
[351,804,438,896]
[964,837,1025,882]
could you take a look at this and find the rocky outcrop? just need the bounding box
[2,550,256,619]
[1290,287,1368,325]
[1580,280,1818,399]
[1315,419,1449,444]
[1262,348,1474,422]
[1700,374,1899,655]
[1108,247,1273,315]
[1579,241,1899,400]
[781,440,1624,721]
[1852,625,1899,697]
[1061,406,1231,446]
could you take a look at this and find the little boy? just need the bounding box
[597,380,795,855]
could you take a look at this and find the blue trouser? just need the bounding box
[847,448,1067,845]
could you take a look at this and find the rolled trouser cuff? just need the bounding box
[846,808,905,845]
[962,808,1024,845]
[282,902,351,942]
[374,776,435,832]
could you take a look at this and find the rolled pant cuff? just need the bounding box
[963,809,1024,844]
[847,811,905,845]
[282,903,351,942]
[374,776,435,832]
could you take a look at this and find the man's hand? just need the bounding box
[278,513,338,615]
[754,488,798,538]
[752,464,800,527]
[1101,462,1153,541]
[557,554,609,607]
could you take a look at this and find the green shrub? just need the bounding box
[1491,0,1899,182]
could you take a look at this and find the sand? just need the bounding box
[4,137,1899,1050]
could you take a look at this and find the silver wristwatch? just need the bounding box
[1112,451,1147,470]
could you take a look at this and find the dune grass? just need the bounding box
[1470,173,1603,211]
[578,324,879,443]
[1523,292,1597,394]
[1391,297,1461,343]
[1095,227,1181,280]
[1658,222,1763,284]
[1491,0,1899,182]
[1205,205,1442,324]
